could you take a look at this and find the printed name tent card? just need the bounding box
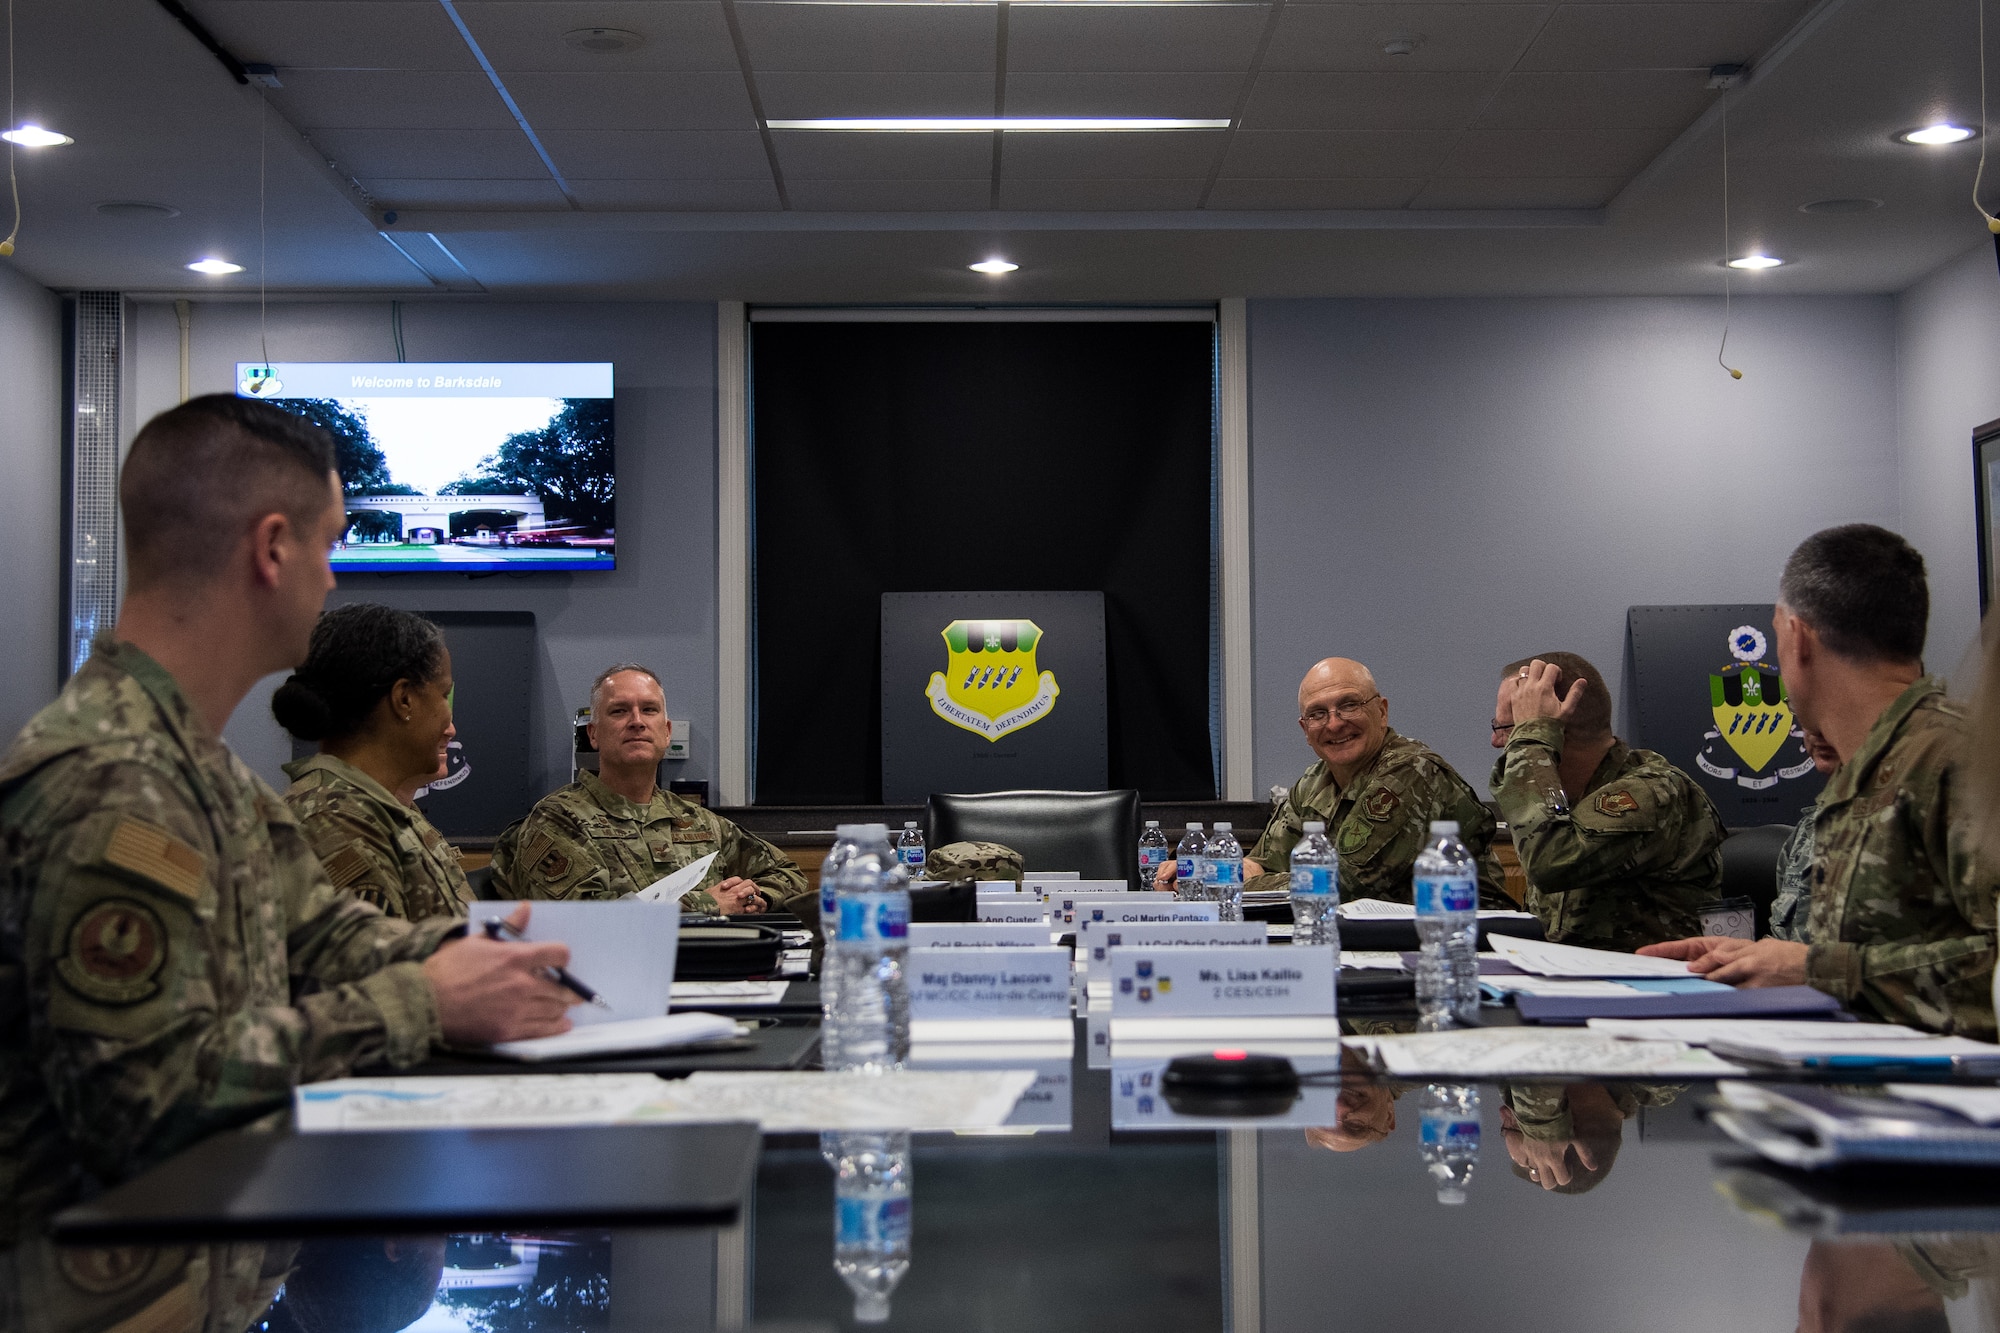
[908,947,1073,1024]
[907,922,1052,949]
[1060,898,1219,928]
[976,897,1051,924]
[1078,920,1266,983]
[1106,944,1339,1056]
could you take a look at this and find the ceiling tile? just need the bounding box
[998,178,1208,210]
[267,70,513,130]
[757,72,995,120]
[1437,126,1678,176]
[537,130,773,179]
[1406,176,1624,207]
[1519,3,1813,71]
[360,177,570,208]
[770,131,994,180]
[505,72,757,131]
[198,1,477,71]
[1242,72,1504,131]
[1005,7,1270,73]
[734,4,996,72]
[1003,73,1244,119]
[455,2,741,73]
[566,178,782,209]
[1204,178,1425,208]
[1000,131,1226,180]
[787,179,991,211]
[1221,129,1458,177]
[1263,5,1558,73]
[305,127,549,178]
[1476,70,1711,129]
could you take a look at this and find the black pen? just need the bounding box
[481,917,612,1009]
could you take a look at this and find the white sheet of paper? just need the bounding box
[671,980,791,1006]
[1338,951,1407,970]
[1588,1018,1932,1045]
[295,1074,675,1132]
[1487,934,1693,978]
[488,1012,739,1062]
[634,852,720,903]
[1336,898,1537,921]
[1886,1084,2000,1126]
[1482,977,1657,998]
[632,1070,1037,1131]
[466,900,679,1026]
[1345,1028,1739,1078]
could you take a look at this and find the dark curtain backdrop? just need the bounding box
[751,319,1216,804]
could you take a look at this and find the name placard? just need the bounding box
[909,947,1073,1019]
[1079,920,1266,981]
[908,922,1051,949]
[1028,871,1080,882]
[1030,878,1125,902]
[1108,946,1335,1017]
[977,881,1026,896]
[1059,897,1218,928]
[976,898,1050,924]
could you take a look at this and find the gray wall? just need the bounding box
[123,299,718,801]
[1246,295,1900,794]
[1894,242,2000,685]
[0,266,62,741]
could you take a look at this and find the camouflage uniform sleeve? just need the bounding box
[1490,720,1683,896]
[1805,766,1998,1038]
[717,816,810,911]
[494,803,615,902]
[1767,813,1816,944]
[22,767,448,1184]
[285,788,411,920]
[1247,781,1307,873]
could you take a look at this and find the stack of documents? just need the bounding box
[1587,1018,1918,1045]
[1486,935,1694,977]
[1706,1033,2000,1076]
[1339,898,1537,922]
[490,1012,739,1062]
[1342,1027,1741,1078]
[1713,1082,2000,1169]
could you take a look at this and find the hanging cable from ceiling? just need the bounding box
[1717,87,1744,380]
[2,0,20,257]
[258,82,269,370]
[1977,0,2000,241]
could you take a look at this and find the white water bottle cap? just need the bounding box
[1214,822,1232,832]
[1145,819,1159,828]
[1302,820,1325,833]
[903,821,918,829]
[1186,822,1202,831]
[1429,820,1460,835]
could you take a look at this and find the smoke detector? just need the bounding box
[563,28,644,54]
[1380,34,1423,56]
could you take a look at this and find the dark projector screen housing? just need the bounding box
[236,362,616,573]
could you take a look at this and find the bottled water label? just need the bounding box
[838,1196,912,1247]
[1140,849,1166,870]
[1289,866,1334,897]
[898,846,924,869]
[1420,1116,1480,1148]
[1413,875,1476,914]
[1209,860,1243,887]
[837,892,910,943]
[1177,856,1197,880]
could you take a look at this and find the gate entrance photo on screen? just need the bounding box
[236,362,615,573]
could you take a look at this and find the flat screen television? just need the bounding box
[236,361,616,573]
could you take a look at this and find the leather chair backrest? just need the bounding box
[464,864,503,901]
[925,789,1143,890]
[1718,823,1794,937]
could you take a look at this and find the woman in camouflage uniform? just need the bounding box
[271,604,474,921]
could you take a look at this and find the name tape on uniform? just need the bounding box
[1108,945,1335,1017]
[976,897,1051,924]
[1059,897,1218,928]
[908,922,1052,949]
[1079,920,1267,981]
[908,947,1073,1020]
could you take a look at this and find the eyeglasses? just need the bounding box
[1301,695,1381,727]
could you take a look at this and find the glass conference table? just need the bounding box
[13,1020,1999,1333]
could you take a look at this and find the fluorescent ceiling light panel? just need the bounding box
[1726,254,1783,269]
[969,259,1019,273]
[186,258,244,274]
[767,117,1230,132]
[2,124,73,147]
[1899,124,1975,145]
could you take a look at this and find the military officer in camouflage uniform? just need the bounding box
[1643,526,1997,1038]
[272,604,474,922]
[1490,652,1725,951]
[0,397,574,1236]
[1160,658,1507,905]
[1767,729,1840,944]
[495,664,809,914]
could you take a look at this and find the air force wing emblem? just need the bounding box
[1696,625,1815,790]
[925,618,1060,741]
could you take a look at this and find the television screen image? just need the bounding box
[236,361,616,572]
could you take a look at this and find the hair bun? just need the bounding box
[271,674,334,741]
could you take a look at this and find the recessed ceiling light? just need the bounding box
[767,117,1230,132]
[562,27,644,53]
[1,124,72,148]
[969,259,1018,274]
[1899,124,1976,145]
[96,201,180,219]
[186,258,243,275]
[1799,197,1882,214]
[1380,34,1422,56]
[1726,254,1784,269]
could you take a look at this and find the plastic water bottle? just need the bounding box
[1173,823,1207,903]
[1413,820,1480,1029]
[1288,820,1340,952]
[1137,820,1170,888]
[894,821,926,873]
[830,1131,912,1324]
[827,824,911,1072]
[818,827,866,1069]
[1418,1084,1481,1204]
[1208,822,1245,922]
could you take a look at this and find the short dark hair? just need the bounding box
[120,394,338,589]
[272,604,446,742]
[1502,651,1614,739]
[1779,524,1928,664]
[592,662,664,699]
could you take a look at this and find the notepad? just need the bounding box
[1487,934,1693,978]
[634,852,720,903]
[465,900,680,1027]
[1706,1034,2000,1075]
[489,1012,741,1062]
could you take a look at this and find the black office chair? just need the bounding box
[1718,823,1794,937]
[464,864,504,901]
[925,789,1143,889]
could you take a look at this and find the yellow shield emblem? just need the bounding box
[1710,664,1793,774]
[924,618,1060,742]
